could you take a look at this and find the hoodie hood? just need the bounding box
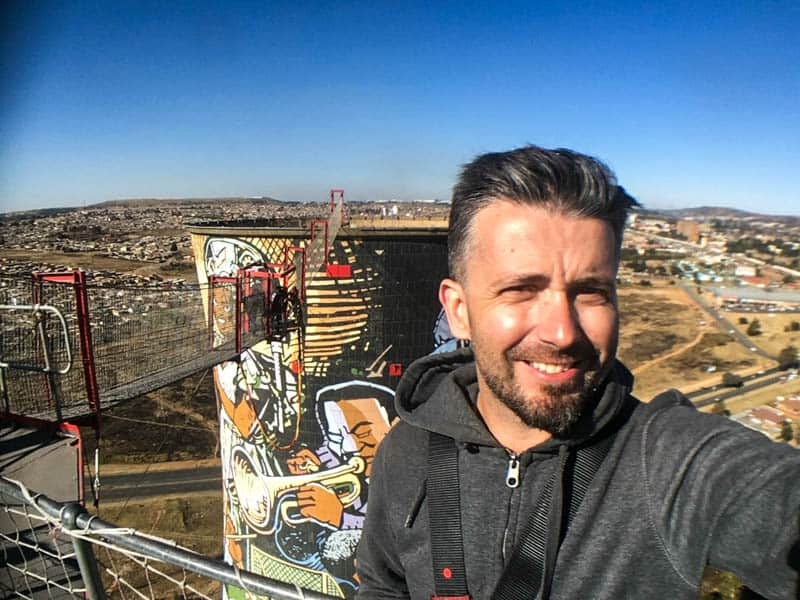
[395,346,635,452]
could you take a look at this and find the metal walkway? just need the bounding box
[0,194,344,427]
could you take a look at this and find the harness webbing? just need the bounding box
[427,431,470,599]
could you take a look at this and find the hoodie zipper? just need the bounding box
[502,450,522,561]
[505,452,520,488]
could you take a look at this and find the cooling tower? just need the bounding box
[188,212,449,598]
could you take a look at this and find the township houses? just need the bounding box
[732,396,799,441]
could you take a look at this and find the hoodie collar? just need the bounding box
[395,347,635,451]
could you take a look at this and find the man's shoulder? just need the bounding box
[638,388,697,416]
[379,419,431,459]
[371,420,429,494]
[632,387,769,449]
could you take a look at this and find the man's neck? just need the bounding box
[475,392,552,454]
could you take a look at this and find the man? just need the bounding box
[355,145,800,599]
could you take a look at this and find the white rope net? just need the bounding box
[1,478,220,599]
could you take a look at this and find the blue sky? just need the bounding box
[2,1,798,215]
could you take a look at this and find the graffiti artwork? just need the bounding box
[188,224,447,598]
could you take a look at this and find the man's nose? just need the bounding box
[536,292,580,348]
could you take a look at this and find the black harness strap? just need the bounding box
[427,431,471,599]
[427,432,615,600]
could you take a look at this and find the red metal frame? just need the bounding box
[329,188,344,213]
[31,270,101,430]
[239,266,275,337]
[328,189,347,223]
[210,252,309,353]
[59,421,85,505]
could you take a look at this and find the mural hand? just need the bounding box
[287,448,321,475]
[296,483,344,528]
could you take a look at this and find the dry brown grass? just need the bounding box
[0,248,198,282]
[95,493,223,554]
[89,493,223,598]
[82,370,219,465]
[729,311,800,357]
[617,281,780,400]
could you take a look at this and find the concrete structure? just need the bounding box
[187,215,449,598]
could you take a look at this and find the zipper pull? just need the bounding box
[505,453,520,488]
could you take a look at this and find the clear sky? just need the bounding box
[1,1,798,215]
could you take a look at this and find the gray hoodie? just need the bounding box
[356,348,800,599]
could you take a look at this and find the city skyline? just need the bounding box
[2,1,799,216]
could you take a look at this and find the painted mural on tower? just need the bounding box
[189,224,448,598]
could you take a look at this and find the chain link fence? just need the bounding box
[0,476,338,599]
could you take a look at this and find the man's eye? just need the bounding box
[502,286,537,297]
[576,288,609,303]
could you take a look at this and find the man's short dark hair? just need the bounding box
[448,145,640,281]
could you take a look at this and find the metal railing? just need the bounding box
[0,476,338,599]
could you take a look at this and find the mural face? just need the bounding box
[192,228,447,598]
[320,395,391,477]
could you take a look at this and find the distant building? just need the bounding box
[777,396,800,419]
[751,406,786,425]
[740,275,769,288]
[734,265,757,278]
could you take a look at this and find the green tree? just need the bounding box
[746,319,761,336]
[710,401,731,417]
[780,421,794,443]
[722,372,744,388]
[777,345,799,369]
[699,566,744,600]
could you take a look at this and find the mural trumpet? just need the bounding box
[231,445,365,532]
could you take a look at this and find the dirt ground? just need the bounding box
[617,281,777,400]
[729,311,800,357]
[0,247,199,282]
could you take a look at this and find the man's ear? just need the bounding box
[439,278,471,341]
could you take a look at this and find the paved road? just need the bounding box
[690,370,784,408]
[678,282,773,361]
[87,464,222,502]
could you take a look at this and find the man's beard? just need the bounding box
[477,344,604,438]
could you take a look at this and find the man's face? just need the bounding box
[441,200,619,436]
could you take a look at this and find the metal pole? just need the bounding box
[0,478,339,600]
[59,502,108,600]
